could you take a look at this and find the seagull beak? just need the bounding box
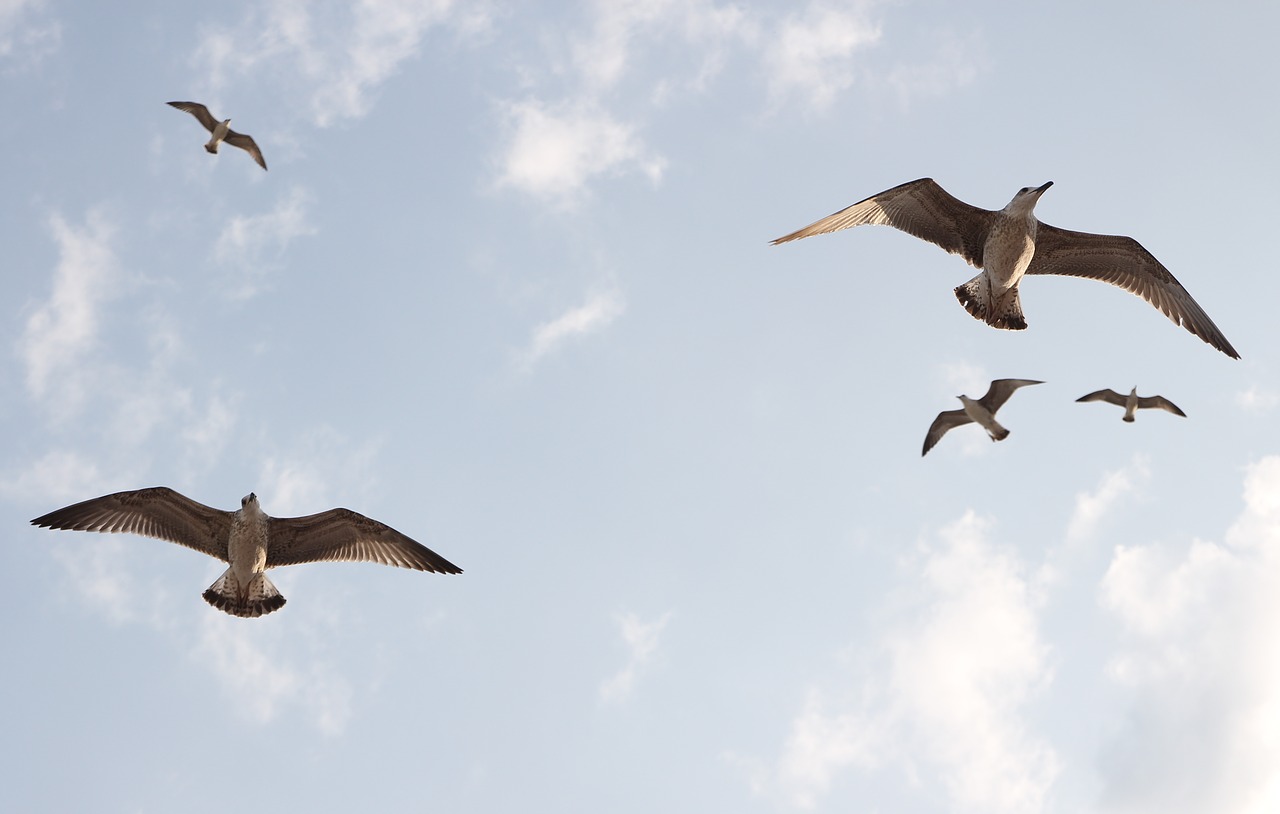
[1034,181,1054,195]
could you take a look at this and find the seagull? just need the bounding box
[167,101,267,170]
[772,178,1239,359]
[31,487,460,618]
[1076,387,1186,422]
[922,378,1044,456]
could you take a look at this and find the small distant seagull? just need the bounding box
[772,179,1238,359]
[31,488,460,618]
[1077,387,1186,422]
[167,101,267,171]
[923,378,1044,456]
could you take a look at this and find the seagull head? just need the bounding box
[241,492,257,507]
[1003,181,1053,215]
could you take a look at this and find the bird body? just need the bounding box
[31,487,461,618]
[1077,387,1186,422]
[772,178,1238,358]
[167,101,268,170]
[923,378,1043,456]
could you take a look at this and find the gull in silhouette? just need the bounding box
[923,379,1044,456]
[167,101,267,170]
[772,178,1238,358]
[31,487,460,618]
[1077,387,1186,422]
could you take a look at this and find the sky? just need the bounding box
[2,1,1279,812]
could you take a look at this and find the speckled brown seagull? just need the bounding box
[772,179,1239,359]
[1077,387,1186,422]
[31,487,461,618]
[923,378,1044,456]
[167,101,267,170]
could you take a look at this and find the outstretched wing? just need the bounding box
[166,101,219,133]
[979,379,1044,413]
[224,130,267,171]
[1076,388,1126,406]
[1027,224,1239,359]
[30,486,234,561]
[922,409,973,456]
[267,508,462,573]
[772,178,997,269]
[1137,395,1186,417]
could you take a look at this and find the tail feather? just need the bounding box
[203,569,286,618]
[204,142,219,154]
[954,274,1027,331]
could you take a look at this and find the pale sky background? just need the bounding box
[3,2,1279,812]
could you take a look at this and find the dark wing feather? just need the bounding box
[167,101,219,133]
[224,130,267,170]
[979,379,1044,413]
[266,509,462,573]
[1027,224,1239,359]
[922,409,973,456]
[1076,389,1126,406]
[30,486,234,561]
[772,178,997,269]
[1137,395,1186,416]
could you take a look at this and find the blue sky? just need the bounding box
[3,1,1279,812]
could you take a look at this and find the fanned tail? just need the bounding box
[203,569,286,618]
[954,274,1027,331]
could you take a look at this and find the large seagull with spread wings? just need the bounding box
[772,178,1239,358]
[32,487,461,617]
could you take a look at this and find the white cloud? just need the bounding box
[752,511,1058,811]
[518,288,625,371]
[0,449,104,503]
[1097,456,1280,814]
[1236,384,1280,413]
[18,210,118,411]
[213,186,316,299]
[193,0,472,127]
[0,0,60,68]
[763,1,882,112]
[1065,454,1149,544]
[192,614,353,734]
[495,100,665,206]
[599,610,673,704]
[257,426,383,517]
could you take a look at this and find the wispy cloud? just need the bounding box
[213,186,316,299]
[495,100,665,207]
[193,0,479,127]
[763,1,882,112]
[1236,384,1280,413]
[518,288,625,371]
[257,426,383,516]
[599,610,673,704]
[1065,454,1150,544]
[1097,455,1280,813]
[0,0,60,69]
[18,209,118,412]
[192,614,354,734]
[746,511,1058,811]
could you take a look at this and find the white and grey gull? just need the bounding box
[1076,387,1186,422]
[167,101,267,170]
[922,378,1044,456]
[31,487,461,618]
[772,178,1239,359]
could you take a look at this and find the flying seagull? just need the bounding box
[1077,387,1186,422]
[31,487,460,618]
[167,101,267,170]
[772,178,1239,359]
[922,378,1044,456]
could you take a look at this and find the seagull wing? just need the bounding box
[978,379,1044,413]
[1076,388,1126,406]
[1136,395,1186,416]
[923,409,973,456]
[30,486,234,561]
[167,101,219,133]
[1027,224,1239,359]
[266,509,462,573]
[224,130,267,171]
[772,178,997,269]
